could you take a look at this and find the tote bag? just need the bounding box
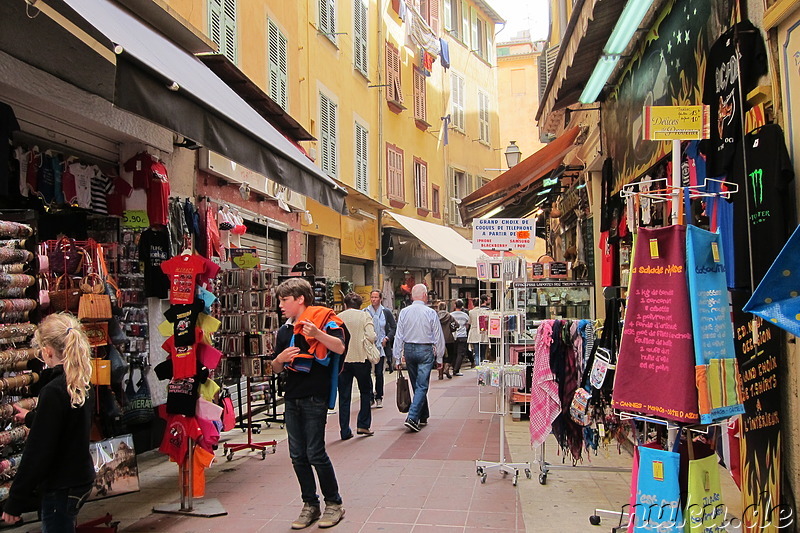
[396,369,411,413]
[634,446,683,532]
[684,453,725,532]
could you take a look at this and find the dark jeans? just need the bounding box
[41,483,93,533]
[338,361,373,437]
[444,343,455,365]
[453,338,468,373]
[285,396,342,506]
[372,356,385,401]
[404,343,434,423]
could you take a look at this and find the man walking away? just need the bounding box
[364,290,395,407]
[393,284,445,432]
[450,299,470,375]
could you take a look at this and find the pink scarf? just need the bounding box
[529,320,560,448]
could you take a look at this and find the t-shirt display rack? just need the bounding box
[474,254,532,486]
[215,267,279,460]
[0,211,40,507]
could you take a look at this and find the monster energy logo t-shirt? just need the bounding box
[730,124,795,290]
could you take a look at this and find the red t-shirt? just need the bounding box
[106,176,134,217]
[198,256,220,285]
[123,152,156,190]
[157,408,202,465]
[162,329,204,379]
[147,161,170,226]
[161,254,207,304]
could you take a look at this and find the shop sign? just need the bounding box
[122,210,149,228]
[229,248,260,269]
[643,105,710,141]
[472,218,535,250]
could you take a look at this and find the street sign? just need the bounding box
[472,218,535,250]
[643,105,710,140]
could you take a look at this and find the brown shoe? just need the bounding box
[291,503,321,529]
[356,428,374,436]
[318,503,345,528]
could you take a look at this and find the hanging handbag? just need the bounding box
[569,387,593,426]
[78,273,113,322]
[84,322,109,347]
[49,274,81,313]
[395,369,411,413]
[38,276,50,310]
[47,237,85,275]
[122,367,154,426]
[363,320,381,364]
[90,358,111,386]
[220,388,236,432]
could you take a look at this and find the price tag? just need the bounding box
[649,238,660,259]
[652,460,664,481]
[230,248,260,269]
[711,241,721,263]
[122,210,149,228]
[597,423,605,438]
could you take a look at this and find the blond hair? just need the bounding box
[33,313,92,407]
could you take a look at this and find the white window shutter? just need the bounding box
[442,0,452,31]
[223,0,237,63]
[461,0,470,48]
[353,0,368,75]
[209,0,222,45]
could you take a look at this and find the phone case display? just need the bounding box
[0,212,40,504]
[513,280,594,333]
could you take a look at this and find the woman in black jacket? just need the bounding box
[2,313,95,532]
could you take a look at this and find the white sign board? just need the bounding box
[472,218,535,250]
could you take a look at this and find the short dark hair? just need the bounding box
[276,277,314,306]
[344,292,363,309]
[454,299,464,309]
[370,290,382,298]
[480,294,490,304]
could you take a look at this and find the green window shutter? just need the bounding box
[208,0,222,45]
[223,0,237,63]
[353,0,368,75]
[268,19,288,110]
[355,123,368,193]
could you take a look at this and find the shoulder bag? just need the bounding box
[78,273,113,322]
[395,369,411,413]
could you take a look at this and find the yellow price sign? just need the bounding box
[122,210,149,228]
[643,105,710,141]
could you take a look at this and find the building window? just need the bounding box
[385,42,403,106]
[451,72,465,132]
[449,168,471,225]
[355,122,369,194]
[209,0,237,63]
[414,158,429,211]
[461,0,470,48]
[319,0,336,43]
[267,18,288,110]
[319,93,338,178]
[432,185,440,217]
[412,0,439,34]
[413,67,427,124]
[470,9,489,60]
[478,89,490,143]
[353,0,368,76]
[386,143,404,202]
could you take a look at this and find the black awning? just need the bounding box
[59,0,347,214]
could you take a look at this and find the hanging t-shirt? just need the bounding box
[90,172,114,215]
[147,161,170,226]
[162,330,204,379]
[107,176,134,217]
[13,147,28,197]
[123,152,157,190]
[158,313,220,345]
[138,227,172,299]
[37,154,56,203]
[730,124,795,290]
[157,410,202,464]
[68,163,96,210]
[0,103,19,197]
[160,254,207,304]
[197,343,223,370]
[154,361,208,416]
[198,256,220,285]
[25,150,39,195]
[196,286,217,314]
[163,301,205,347]
[702,20,767,177]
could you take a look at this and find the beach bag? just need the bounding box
[220,389,236,431]
[569,387,592,426]
[50,275,81,313]
[396,369,411,413]
[122,368,154,426]
[78,273,112,321]
[684,453,725,532]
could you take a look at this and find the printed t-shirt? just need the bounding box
[13,148,28,197]
[123,152,156,190]
[162,329,204,379]
[158,313,220,344]
[154,360,208,416]
[25,151,39,195]
[0,104,19,197]
[68,163,96,209]
[157,410,202,465]
[106,177,133,217]
[163,300,205,347]
[138,228,171,299]
[61,166,76,204]
[90,172,114,215]
[147,161,170,226]
[160,254,207,304]
[37,154,56,203]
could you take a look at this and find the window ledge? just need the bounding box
[388,198,407,209]
[387,100,406,114]
[432,211,441,219]
[414,118,431,131]
[416,208,430,217]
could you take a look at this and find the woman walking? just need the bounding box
[337,292,377,439]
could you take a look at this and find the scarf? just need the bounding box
[285,306,344,373]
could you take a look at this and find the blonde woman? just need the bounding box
[3,313,95,532]
[337,292,376,439]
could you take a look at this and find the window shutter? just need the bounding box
[470,8,478,52]
[428,0,439,35]
[320,94,338,178]
[386,43,402,103]
[319,0,328,33]
[355,123,368,193]
[353,0,368,75]
[223,0,237,63]
[320,0,336,37]
[421,163,428,209]
[268,20,288,110]
[461,0,470,48]
[413,68,426,121]
[209,0,222,45]
[442,0,452,31]
[328,0,337,36]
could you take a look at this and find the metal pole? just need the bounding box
[670,139,681,224]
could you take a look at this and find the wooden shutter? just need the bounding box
[451,73,464,130]
[413,68,426,121]
[353,0,368,75]
[320,94,338,177]
[414,159,428,209]
[386,145,404,200]
[478,90,489,142]
[209,0,222,45]
[461,0,470,48]
[355,123,368,193]
[470,8,478,52]
[268,19,288,110]
[428,0,439,35]
[386,43,402,103]
[319,0,335,37]
[442,0,452,31]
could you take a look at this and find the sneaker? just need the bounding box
[370,398,376,408]
[318,503,345,528]
[404,418,420,432]
[375,399,383,408]
[454,372,464,376]
[291,503,321,529]
[419,419,428,427]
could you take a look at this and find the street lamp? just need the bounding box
[504,141,521,168]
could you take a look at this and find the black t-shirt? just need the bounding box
[138,228,172,298]
[153,359,209,416]
[730,124,795,290]
[164,300,204,347]
[0,103,20,198]
[273,321,346,401]
[702,20,767,177]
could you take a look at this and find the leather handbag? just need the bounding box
[47,238,85,275]
[395,369,411,413]
[38,276,50,310]
[90,358,111,386]
[78,273,112,322]
[49,275,81,313]
[84,322,109,347]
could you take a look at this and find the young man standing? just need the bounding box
[271,278,346,529]
[364,289,396,407]
[393,283,444,431]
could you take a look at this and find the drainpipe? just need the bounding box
[377,0,386,289]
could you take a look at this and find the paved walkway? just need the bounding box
[2,368,742,532]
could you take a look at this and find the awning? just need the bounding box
[459,127,581,223]
[386,213,483,271]
[57,0,347,214]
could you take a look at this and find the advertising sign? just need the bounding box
[473,218,535,250]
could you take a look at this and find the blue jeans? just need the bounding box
[404,343,434,423]
[338,361,373,438]
[284,396,342,506]
[41,483,93,533]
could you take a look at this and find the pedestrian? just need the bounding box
[467,294,491,363]
[450,299,470,375]
[2,313,95,532]
[364,290,395,407]
[271,277,347,529]
[436,302,456,380]
[394,283,445,432]
[337,292,376,439]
